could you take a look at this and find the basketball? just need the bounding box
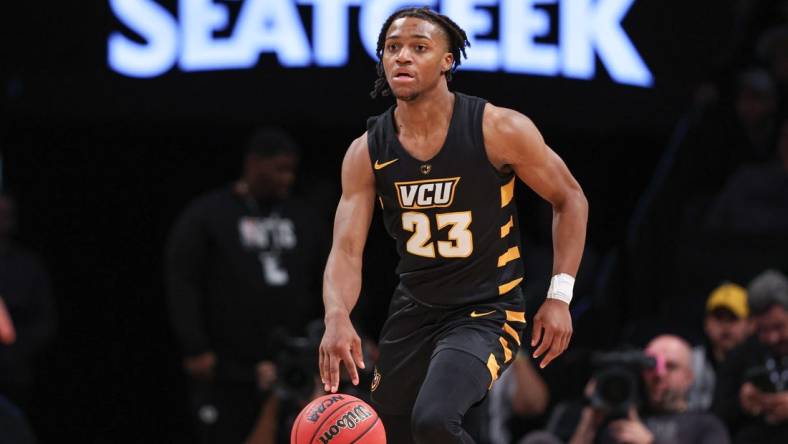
[291,393,386,444]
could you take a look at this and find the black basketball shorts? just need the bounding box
[369,286,526,415]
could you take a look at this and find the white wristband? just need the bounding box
[546,273,575,305]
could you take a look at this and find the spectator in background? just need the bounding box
[705,114,788,237]
[732,69,779,162]
[713,269,788,443]
[686,68,779,202]
[165,128,328,444]
[689,283,752,411]
[0,192,56,413]
[757,25,788,103]
[525,335,729,444]
[0,299,37,444]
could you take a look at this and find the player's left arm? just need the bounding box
[484,104,589,368]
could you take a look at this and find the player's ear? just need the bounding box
[441,53,453,75]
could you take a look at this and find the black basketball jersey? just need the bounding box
[366,92,524,307]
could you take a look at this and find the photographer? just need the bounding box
[525,335,728,444]
[712,269,788,443]
[165,128,328,443]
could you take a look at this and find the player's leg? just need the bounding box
[411,288,527,443]
[371,291,442,442]
[410,348,490,444]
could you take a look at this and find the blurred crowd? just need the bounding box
[2,2,788,444]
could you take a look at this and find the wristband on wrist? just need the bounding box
[546,273,575,304]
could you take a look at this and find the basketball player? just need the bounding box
[319,7,588,443]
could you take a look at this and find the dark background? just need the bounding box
[0,1,765,442]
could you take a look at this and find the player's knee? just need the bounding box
[410,404,459,443]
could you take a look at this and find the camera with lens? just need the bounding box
[271,320,324,402]
[589,350,657,418]
[743,356,786,394]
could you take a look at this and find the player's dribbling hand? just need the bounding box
[531,299,572,368]
[320,311,365,393]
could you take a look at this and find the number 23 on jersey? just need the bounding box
[402,211,473,258]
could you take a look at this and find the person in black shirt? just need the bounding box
[166,128,328,444]
[0,192,55,415]
[319,7,588,443]
[689,283,753,411]
[712,269,788,443]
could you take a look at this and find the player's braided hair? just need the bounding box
[370,7,470,99]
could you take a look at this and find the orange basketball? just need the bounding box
[291,393,386,444]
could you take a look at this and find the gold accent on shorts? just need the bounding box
[505,311,526,323]
[503,323,521,346]
[486,354,500,390]
[499,337,513,363]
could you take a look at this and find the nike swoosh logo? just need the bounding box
[470,310,495,318]
[374,158,399,170]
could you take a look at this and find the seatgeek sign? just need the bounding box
[108,0,653,87]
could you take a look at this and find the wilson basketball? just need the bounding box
[291,393,386,444]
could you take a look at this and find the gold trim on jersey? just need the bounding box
[500,178,515,208]
[505,310,526,323]
[497,246,521,267]
[500,216,514,238]
[499,337,513,363]
[487,354,500,390]
[503,323,521,346]
[498,277,523,295]
[394,177,461,210]
[378,196,384,209]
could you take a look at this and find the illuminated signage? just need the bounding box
[108,0,653,87]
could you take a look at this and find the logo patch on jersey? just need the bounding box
[395,177,460,209]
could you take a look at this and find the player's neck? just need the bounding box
[394,87,454,136]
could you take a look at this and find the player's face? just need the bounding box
[382,17,453,101]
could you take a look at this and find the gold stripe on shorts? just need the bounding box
[486,353,500,390]
[505,310,526,323]
[499,337,513,363]
[503,322,521,346]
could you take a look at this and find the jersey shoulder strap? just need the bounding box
[366,116,379,131]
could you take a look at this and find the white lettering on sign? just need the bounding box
[108,0,653,87]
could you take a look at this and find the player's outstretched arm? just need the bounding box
[320,134,376,393]
[484,105,589,368]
